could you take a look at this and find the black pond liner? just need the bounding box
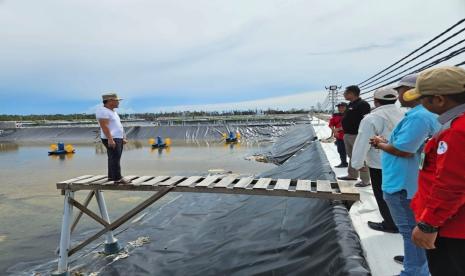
[257,124,318,165]
[14,124,370,276]
[258,140,336,181]
[14,193,370,276]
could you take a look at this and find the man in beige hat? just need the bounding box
[406,66,465,275]
[96,93,131,184]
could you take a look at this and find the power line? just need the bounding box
[362,60,465,102]
[357,18,465,86]
[360,27,465,89]
[362,41,465,90]
[404,48,465,73]
[360,49,465,98]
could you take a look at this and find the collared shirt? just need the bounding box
[341,98,371,135]
[351,104,405,169]
[412,103,465,238]
[381,105,440,198]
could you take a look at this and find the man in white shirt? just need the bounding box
[352,87,404,233]
[96,93,130,184]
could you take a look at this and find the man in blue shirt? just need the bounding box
[371,74,440,276]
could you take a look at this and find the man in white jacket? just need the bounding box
[352,87,405,233]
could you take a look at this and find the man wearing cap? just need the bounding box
[405,66,465,275]
[328,102,349,168]
[96,93,131,184]
[351,87,404,234]
[339,85,372,187]
[371,74,440,275]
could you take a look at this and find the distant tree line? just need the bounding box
[0,108,322,121]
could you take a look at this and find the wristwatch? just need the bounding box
[417,222,439,233]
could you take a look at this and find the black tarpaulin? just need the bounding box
[257,124,317,164]
[92,194,369,276]
[258,141,336,181]
[16,193,369,276]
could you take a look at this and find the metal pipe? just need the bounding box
[95,190,117,244]
[56,190,74,274]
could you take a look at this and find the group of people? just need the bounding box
[329,66,465,276]
[94,66,465,276]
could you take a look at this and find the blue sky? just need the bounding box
[0,0,464,115]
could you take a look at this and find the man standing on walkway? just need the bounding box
[96,92,131,184]
[339,85,371,187]
[406,66,465,276]
[351,87,404,234]
[371,74,440,276]
[329,102,348,168]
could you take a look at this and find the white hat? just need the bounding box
[374,87,398,100]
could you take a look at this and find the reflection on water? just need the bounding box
[48,153,75,161]
[94,141,144,155]
[0,143,18,152]
[95,142,106,155]
[150,146,171,155]
[225,142,241,150]
[0,140,274,274]
[92,140,248,156]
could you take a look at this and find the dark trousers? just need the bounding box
[101,138,124,181]
[427,236,465,276]
[335,139,347,165]
[369,168,397,230]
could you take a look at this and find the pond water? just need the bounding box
[0,141,275,274]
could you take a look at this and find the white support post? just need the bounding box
[53,190,74,276]
[95,190,121,254]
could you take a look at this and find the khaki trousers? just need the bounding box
[343,134,370,184]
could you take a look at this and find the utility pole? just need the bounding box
[325,85,342,114]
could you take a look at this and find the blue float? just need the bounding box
[151,136,167,148]
[48,142,75,155]
[225,131,238,143]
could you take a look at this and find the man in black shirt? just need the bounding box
[339,85,371,187]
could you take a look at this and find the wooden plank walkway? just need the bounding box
[57,175,359,202]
